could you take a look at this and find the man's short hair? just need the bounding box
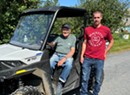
[93,10,103,17]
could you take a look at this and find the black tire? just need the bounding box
[11,86,42,95]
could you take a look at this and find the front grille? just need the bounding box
[0,61,23,71]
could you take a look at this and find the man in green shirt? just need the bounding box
[49,23,76,95]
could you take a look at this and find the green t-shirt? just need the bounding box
[54,34,76,54]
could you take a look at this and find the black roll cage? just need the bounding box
[20,6,87,50]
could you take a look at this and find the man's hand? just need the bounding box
[105,39,114,59]
[104,51,107,59]
[57,57,66,66]
[47,42,55,47]
[80,39,86,64]
[80,56,84,64]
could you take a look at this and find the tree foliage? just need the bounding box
[0,0,40,43]
[41,0,59,7]
[79,0,130,32]
[44,0,130,35]
[0,0,130,44]
[41,0,84,36]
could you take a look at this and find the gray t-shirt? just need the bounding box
[54,34,76,54]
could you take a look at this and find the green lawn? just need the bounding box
[109,33,130,53]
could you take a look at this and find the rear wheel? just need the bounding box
[11,86,42,95]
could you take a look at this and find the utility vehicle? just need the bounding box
[0,6,95,95]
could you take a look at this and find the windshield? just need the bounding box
[10,13,53,49]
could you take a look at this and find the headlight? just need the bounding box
[0,61,25,71]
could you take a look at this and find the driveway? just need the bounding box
[64,50,130,95]
[99,50,130,95]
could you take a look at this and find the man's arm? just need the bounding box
[47,42,55,47]
[65,47,75,58]
[105,38,114,59]
[47,36,58,47]
[57,47,75,66]
[80,39,87,64]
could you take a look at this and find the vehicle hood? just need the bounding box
[0,44,43,64]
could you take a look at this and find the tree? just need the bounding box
[41,0,59,7]
[79,0,130,32]
[40,1,84,36]
[0,0,40,44]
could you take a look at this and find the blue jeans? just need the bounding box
[80,57,104,95]
[50,53,73,83]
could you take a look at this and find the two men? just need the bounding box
[49,10,114,95]
[80,10,114,95]
[49,23,76,95]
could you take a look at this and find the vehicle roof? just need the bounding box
[21,6,86,17]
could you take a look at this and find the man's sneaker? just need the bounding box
[56,81,63,95]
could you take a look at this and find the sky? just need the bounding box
[58,0,130,7]
[58,0,79,6]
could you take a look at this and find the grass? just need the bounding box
[109,33,130,53]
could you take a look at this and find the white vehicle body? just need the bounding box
[0,44,43,64]
[0,6,87,95]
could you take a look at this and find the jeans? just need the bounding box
[50,53,73,83]
[80,57,104,95]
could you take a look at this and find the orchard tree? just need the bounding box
[0,0,40,44]
[79,0,130,32]
[41,0,59,7]
[40,0,84,35]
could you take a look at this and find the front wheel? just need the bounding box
[11,86,42,95]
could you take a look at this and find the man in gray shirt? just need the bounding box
[49,23,76,95]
